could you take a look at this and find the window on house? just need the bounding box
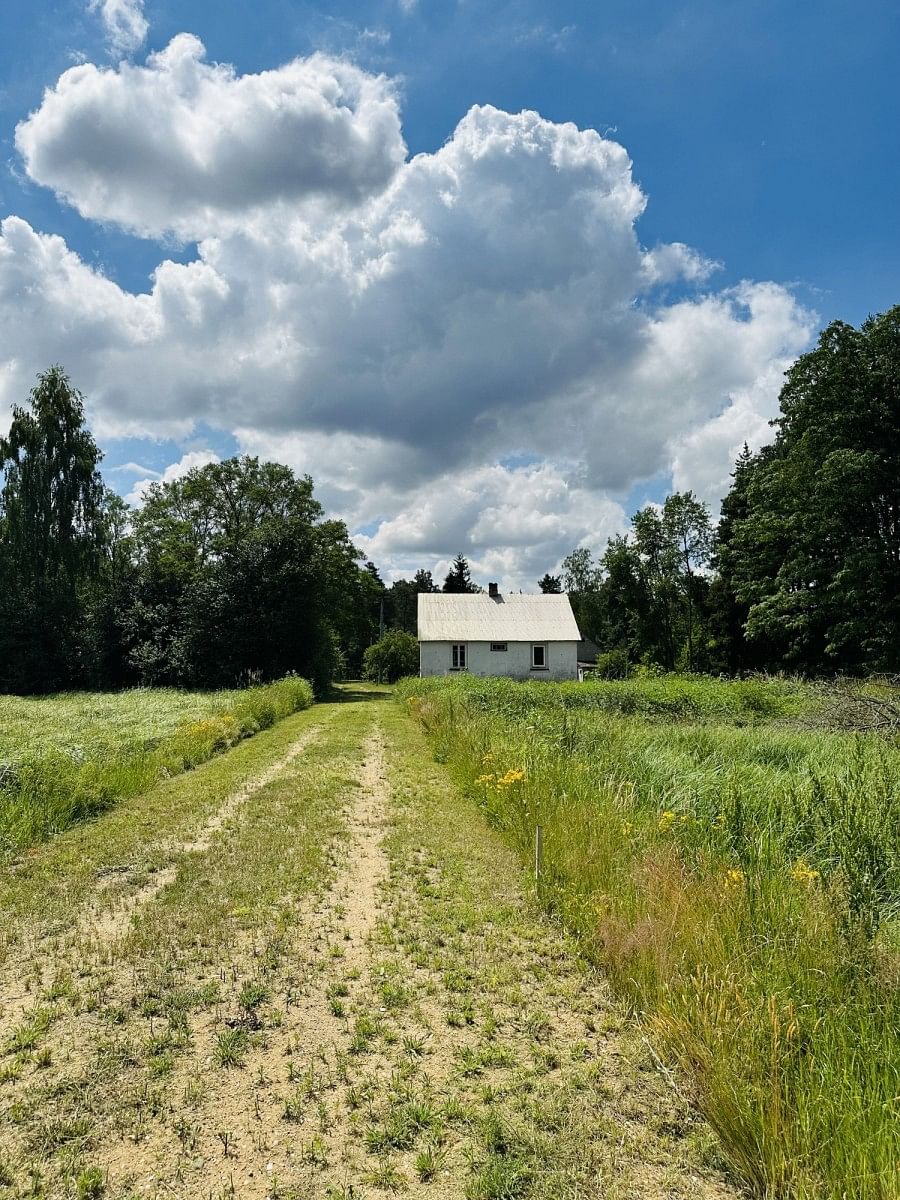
[490,642,508,652]
[531,643,548,669]
[451,643,467,670]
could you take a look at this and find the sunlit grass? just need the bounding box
[0,675,314,854]
[397,673,900,1200]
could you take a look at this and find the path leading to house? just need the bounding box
[0,688,738,1200]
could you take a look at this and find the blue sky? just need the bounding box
[1,0,897,583]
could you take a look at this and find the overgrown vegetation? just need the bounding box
[398,673,900,1199]
[0,675,313,854]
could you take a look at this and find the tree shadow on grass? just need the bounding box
[329,682,393,703]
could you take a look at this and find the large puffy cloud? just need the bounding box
[16,37,406,239]
[234,426,627,586]
[1,46,817,583]
[358,461,628,587]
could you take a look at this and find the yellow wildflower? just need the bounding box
[723,867,744,888]
[657,810,677,833]
[474,773,495,785]
[791,859,820,885]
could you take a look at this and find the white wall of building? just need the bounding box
[419,640,578,681]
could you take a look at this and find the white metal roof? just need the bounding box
[417,592,580,642]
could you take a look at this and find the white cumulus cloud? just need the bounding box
[16,37,406,240]
[123,449,220,506]
[1,44,818,585]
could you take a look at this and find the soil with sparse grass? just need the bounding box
[0,685,738,1199]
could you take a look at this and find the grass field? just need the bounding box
[0,686,734,1199]
[396,674,900,1200]
[0,677,313,856]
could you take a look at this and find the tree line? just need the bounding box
[555,306,900,676]
[2,306,896,691]
[0,368,386,694]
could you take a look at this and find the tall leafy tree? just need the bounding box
[387,569,439,635]
[661,492,713,671]
[125,456,364,690]
[0,367,106,691]
[598,535,650,664]
[723,307,900,672]
[561,548,604,641]
[631,507,679,668]
[413,568,439,593]
[538,573,562,593]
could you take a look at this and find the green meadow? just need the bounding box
[397,673,900,1199]
[0,676,313,856]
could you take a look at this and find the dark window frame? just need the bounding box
[531,642,548,670]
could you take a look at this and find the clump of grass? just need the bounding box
[214,1027,249,1068]
[238,980,269,1012]
[76,1167,105,1199]
[415,1139,445,1181]
[0,675,314,855]
[399,673,900,1200]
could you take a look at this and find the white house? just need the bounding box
[417,585,580,681]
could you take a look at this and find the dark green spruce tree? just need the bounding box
[442,553,479,593]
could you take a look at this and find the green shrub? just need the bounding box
[593,648,631,680]
[363,630,419,683]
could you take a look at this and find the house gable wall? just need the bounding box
[419,640,577,681]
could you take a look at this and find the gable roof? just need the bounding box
[417,592,580,642]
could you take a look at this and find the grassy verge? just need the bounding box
[0,701,327,954]
[0,675,313,855]
[396,674,900,1200]
[460,672,816,723]
[370,700,733,1199]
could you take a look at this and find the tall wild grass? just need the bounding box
[397,674,900,1199]
[0,675,313,855]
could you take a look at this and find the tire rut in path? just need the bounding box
[87,714,337,947]
[331,725,390,969]
[0,713,335,1046]
[94,722,392,1198]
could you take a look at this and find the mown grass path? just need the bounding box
[0,688,737,1199]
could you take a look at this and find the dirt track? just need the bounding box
[0,691,738,1199]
